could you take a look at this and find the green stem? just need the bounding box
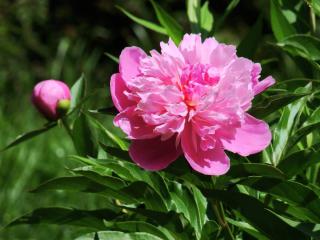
[60,117,74,142]
[310,7,316,34]
[212,200,235,240]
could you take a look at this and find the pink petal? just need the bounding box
[114,107,158,139]
[119,47,147,82]
[221,114,272,156]
[110,73,135,111]
[129,136,181,170]
[181,124,230,176]
[179,34,202,64]
[253,76,275,95]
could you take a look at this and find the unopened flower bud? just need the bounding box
[32,80,71,121]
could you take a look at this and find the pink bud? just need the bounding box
[32,80,71,121]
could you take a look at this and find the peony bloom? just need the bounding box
[32,80,71,121]
[111,34,275,175]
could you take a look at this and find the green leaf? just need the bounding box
[104,52,119,63]
[270,0,296,41]
[187,0,201,33]
[86,114,128,150]
[88,107,118,115]
[30,176,107,193]
[200,1,214,36]
[203,189,308,240]
[249,92,310,119]
[277,144,320,178]
[7,207,119,230]
[200,220,219,240]
[1,122,57,152]
[99,143,130,160]
[306,0,320,17]
[187,0,213,37]
[71,74,86,110]
[287,107,320,150]
[227,163,285,180]
[103,220,175,240]
[76,231,163,240]
[149,0,183,45]
[271,85,311,165]
[278,34,320,61]
[237,15,263,58]
[116,6,167,35]
[72,112,97,157]
[239,176,320,223]
[227,218,269,240]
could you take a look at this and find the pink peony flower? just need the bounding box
[32,80,71,121]
[111,34,275,175]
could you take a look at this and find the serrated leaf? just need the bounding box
[270,0,296,41]
[1,122,57,152]
[150,0,183,45]
[203,189,308,240]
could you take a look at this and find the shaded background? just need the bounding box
[0,0,305,239]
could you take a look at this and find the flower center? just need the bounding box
[180,64,220,108]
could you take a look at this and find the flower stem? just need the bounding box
[60,117,74,142]
[212,200,235,240]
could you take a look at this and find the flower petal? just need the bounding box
[181,124,230,176]
[129,136,181,170]
[253,76,275,95]
[110,73,134,111]
[114,107,158,139]
[119,47,147,82]
[221,113,272,156]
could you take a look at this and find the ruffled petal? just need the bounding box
[221,113,272,156]
[181,124,230,176]
[253,76,275,95]
[119,47,147,82]
[129,136,181,170]
[114,107,158,139]
[110,73,135,111]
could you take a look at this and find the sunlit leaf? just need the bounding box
[149,0,183,44]
[203,189,308,240]
[270,0,296,41]
[117,6,167,35]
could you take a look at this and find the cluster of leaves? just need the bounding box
[3,0,320,239]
